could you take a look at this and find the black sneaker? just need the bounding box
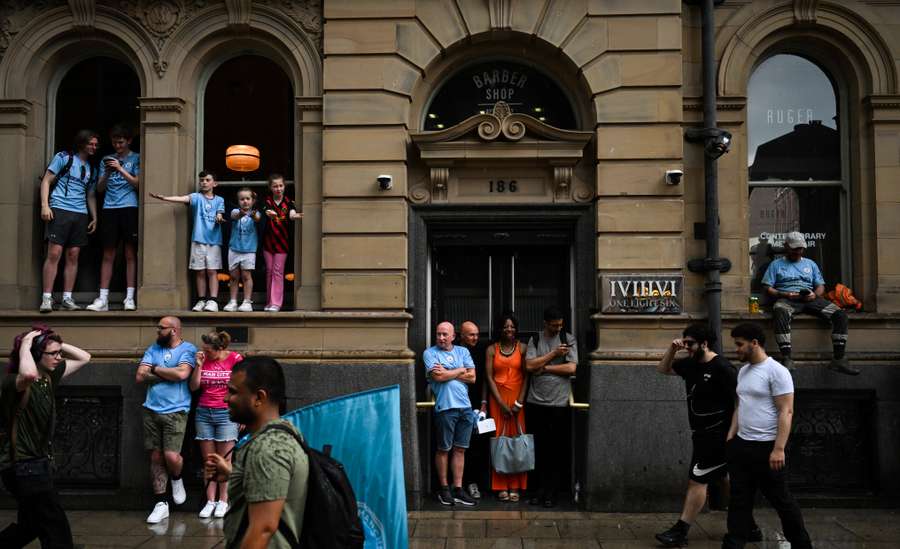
[748,526,763,542]
[829,357,860,376]
[436,486,454,506]
[452,487,477,507]
[654,523,689,547]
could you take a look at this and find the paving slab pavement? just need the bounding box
[0,507,897,547]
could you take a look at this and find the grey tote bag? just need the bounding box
[489,416,535,474]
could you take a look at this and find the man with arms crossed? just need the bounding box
[136,316,197,523]
[424,321,477,507]
[722,323,811,549]
[655,324,760,547]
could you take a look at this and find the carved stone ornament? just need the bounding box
[68,0,96,30]
[793,0,819,24]
[0,1,67,63]
[489,0,511,30]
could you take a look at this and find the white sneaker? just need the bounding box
[86,297,108,311]
[214,501,229,518]
[238,300,253,312]
[171,477,186,505]
[146,501,169,523]
[61,296,80,310]
[223,300,238,312]
[198,500,216,519]
[192,300,206,312]
[263,305,277,312]
[123,298,136,311]
[39,296,53,313]
[203,300,219,312]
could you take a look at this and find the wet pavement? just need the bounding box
[1,507,897,547]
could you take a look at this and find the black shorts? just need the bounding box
[100,207,138,247]
[45,208,88,247]
[688,433,728,483]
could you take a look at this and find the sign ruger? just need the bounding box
[601,274,683,314]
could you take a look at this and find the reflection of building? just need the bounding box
[749,121,840,180]
[1,0,900,511]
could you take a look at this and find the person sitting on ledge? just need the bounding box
[761,231,857,376]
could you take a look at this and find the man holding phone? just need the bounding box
[762,231,856,375]
[524,306,577,508]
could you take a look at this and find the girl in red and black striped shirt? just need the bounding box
[261,174,302,311]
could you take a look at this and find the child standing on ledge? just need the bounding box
[224,188,261,312]
[261,174,302,312]
[150,170,225,312]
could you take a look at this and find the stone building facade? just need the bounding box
[0,0,899,510]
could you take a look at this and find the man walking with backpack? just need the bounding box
[206,356,309,548]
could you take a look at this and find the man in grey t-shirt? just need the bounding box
[723,323,811,549]
[524,306,577,507]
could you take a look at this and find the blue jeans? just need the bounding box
[194,406,239,441]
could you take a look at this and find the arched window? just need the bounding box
[424,60,577,130]
[747,54,848,294]
[201,54,295,308]
[52,57,140,297]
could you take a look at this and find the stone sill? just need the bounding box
[591,312,900,323]
[0,309,413,322]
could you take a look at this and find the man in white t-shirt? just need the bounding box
[722,323,811,549]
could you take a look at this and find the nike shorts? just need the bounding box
[688,434,727,483]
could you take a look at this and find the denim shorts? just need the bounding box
[434,408,475,451]
[194,406,239,441]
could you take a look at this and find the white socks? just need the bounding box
[126,287,135,300]
[62,291,72,300]
[99,288,110,300]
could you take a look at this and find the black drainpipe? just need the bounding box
[685,0,732,353]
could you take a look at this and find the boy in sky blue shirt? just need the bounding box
[87,125,141,312]
[150,171,226,312]
[424,321,478,507]
[38,129,99,313]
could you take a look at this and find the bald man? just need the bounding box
[459,320,488,499]
[424,321,477,506]
[136,316,198,523]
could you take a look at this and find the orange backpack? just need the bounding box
[826,283,862,311]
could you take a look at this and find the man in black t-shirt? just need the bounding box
[459,320,488,500]
[654,324,759,547]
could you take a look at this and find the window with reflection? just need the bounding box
[747,54,847,295]
[424,60,576,130]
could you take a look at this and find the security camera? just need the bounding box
[377,174,393,191]
[665,169,683,185]
[705,131,732,158]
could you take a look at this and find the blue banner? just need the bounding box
[282,385,408,549]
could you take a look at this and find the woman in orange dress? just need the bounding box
[485,313,529,502]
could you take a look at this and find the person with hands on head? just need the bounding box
[721,323,811,549]
[762,231,854,375]
[655,324,762,547]
[149,170,226,312]
[190,331,242,519]
[38,129,100,313]
[485,313,529,503]
[137,316,197,524]
[524,306,577,508]
[424,321,478,507]
[205,356,309,549]
[0,325,92,548]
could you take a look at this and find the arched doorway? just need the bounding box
[201,54,295,308]
[51,57,140,297]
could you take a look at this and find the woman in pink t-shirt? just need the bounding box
[189,330,241,518]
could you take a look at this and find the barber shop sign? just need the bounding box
[601,273,683,314]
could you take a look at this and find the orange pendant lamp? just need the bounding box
[225,145,260,172]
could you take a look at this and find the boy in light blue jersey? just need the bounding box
[150,171,225,312]
[38,129,99,313]
[224,188,261,312]
[87,125,141,312]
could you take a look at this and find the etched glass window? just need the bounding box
[425,60,576,130]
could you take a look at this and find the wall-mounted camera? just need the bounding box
[377,174,393,191]
[665,169,683,186]
[684,127,732,159]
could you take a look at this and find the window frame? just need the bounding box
[747,52,852,289]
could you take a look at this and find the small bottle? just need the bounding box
[749,296,760,314]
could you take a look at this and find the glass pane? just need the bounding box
[748,186,843,294]
[513,247,570,337]
[425,60,577,130]
[748,54,839,181]
[204,55,294,181]
[433,248,490,336]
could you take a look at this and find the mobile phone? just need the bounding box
[799,289,811,296]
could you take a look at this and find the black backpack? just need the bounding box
[231,423,365,549]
